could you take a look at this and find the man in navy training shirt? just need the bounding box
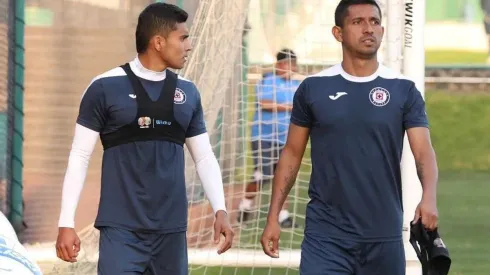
[261,0,440,274]
[55,3,234,274]
[237,48,300,229]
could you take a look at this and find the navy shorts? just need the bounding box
[251,140,284,182]
[97,227,188,275]
[300,233,405,275]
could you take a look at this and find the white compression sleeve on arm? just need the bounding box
[186,133,227,214]
[58,124,99,228]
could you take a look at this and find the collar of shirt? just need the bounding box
[129,56,167,81]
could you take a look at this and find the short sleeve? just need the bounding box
[403,83,429,129]
[290,80,312,128]
[186,87,207,138]
[76,79,107,132]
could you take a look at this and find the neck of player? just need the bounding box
[341,54,379,77]
[138,52,168,73]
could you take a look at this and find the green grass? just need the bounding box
[44,170,490,275]
[425,50,488,65]
[188,172,490,275]
[426,91,490,171]
[187,89,490,275]
[437,172,490,275]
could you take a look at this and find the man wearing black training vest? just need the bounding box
[55,3,233,274]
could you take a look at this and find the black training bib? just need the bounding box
[100,63,186,150]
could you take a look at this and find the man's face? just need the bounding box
[335,4,384,58]
[276,58,297,78]
[159,23,192,69]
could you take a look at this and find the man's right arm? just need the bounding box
[267,124,309,222]
[58,79,107,228]
[266,80,311,222]
[58,125,99,228]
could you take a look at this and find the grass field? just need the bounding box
[188,170,490,275]
[425,50,488,65]
[187,174,490,275]
[44,168,490,275]
[426,91,490,172]
[187,90,490,275]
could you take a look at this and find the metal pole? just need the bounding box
[401,0,425,273]
[8,0,25,233]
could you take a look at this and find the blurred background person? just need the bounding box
[237,48,300,229]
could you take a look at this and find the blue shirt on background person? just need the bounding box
[251,72,301,145]
[238,48,301,230]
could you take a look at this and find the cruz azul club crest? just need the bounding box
[174,88,186,104]
[369,87,390,107]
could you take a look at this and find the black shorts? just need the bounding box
[251,140,284,182]
[300,233,405,275]
[97,227,188,275]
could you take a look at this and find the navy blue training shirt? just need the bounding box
[77,57,206,233]
[291,64,429,242]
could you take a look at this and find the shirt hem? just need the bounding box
[305,231,403,243]
[290,118,311,128]
[185,129,207,138]
[94,221,187,234]
[76,118,102,132]
[404,122,429,129]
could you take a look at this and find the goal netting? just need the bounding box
[26,0,425,274]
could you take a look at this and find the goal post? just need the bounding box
[401,0,425,273]
[24,1,426,274]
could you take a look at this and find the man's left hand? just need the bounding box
[413,196,439,231]
[213,210,234,254]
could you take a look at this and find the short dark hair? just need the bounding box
[276,48,297,62]
[135,3,188,54]
[334,0,382,27]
